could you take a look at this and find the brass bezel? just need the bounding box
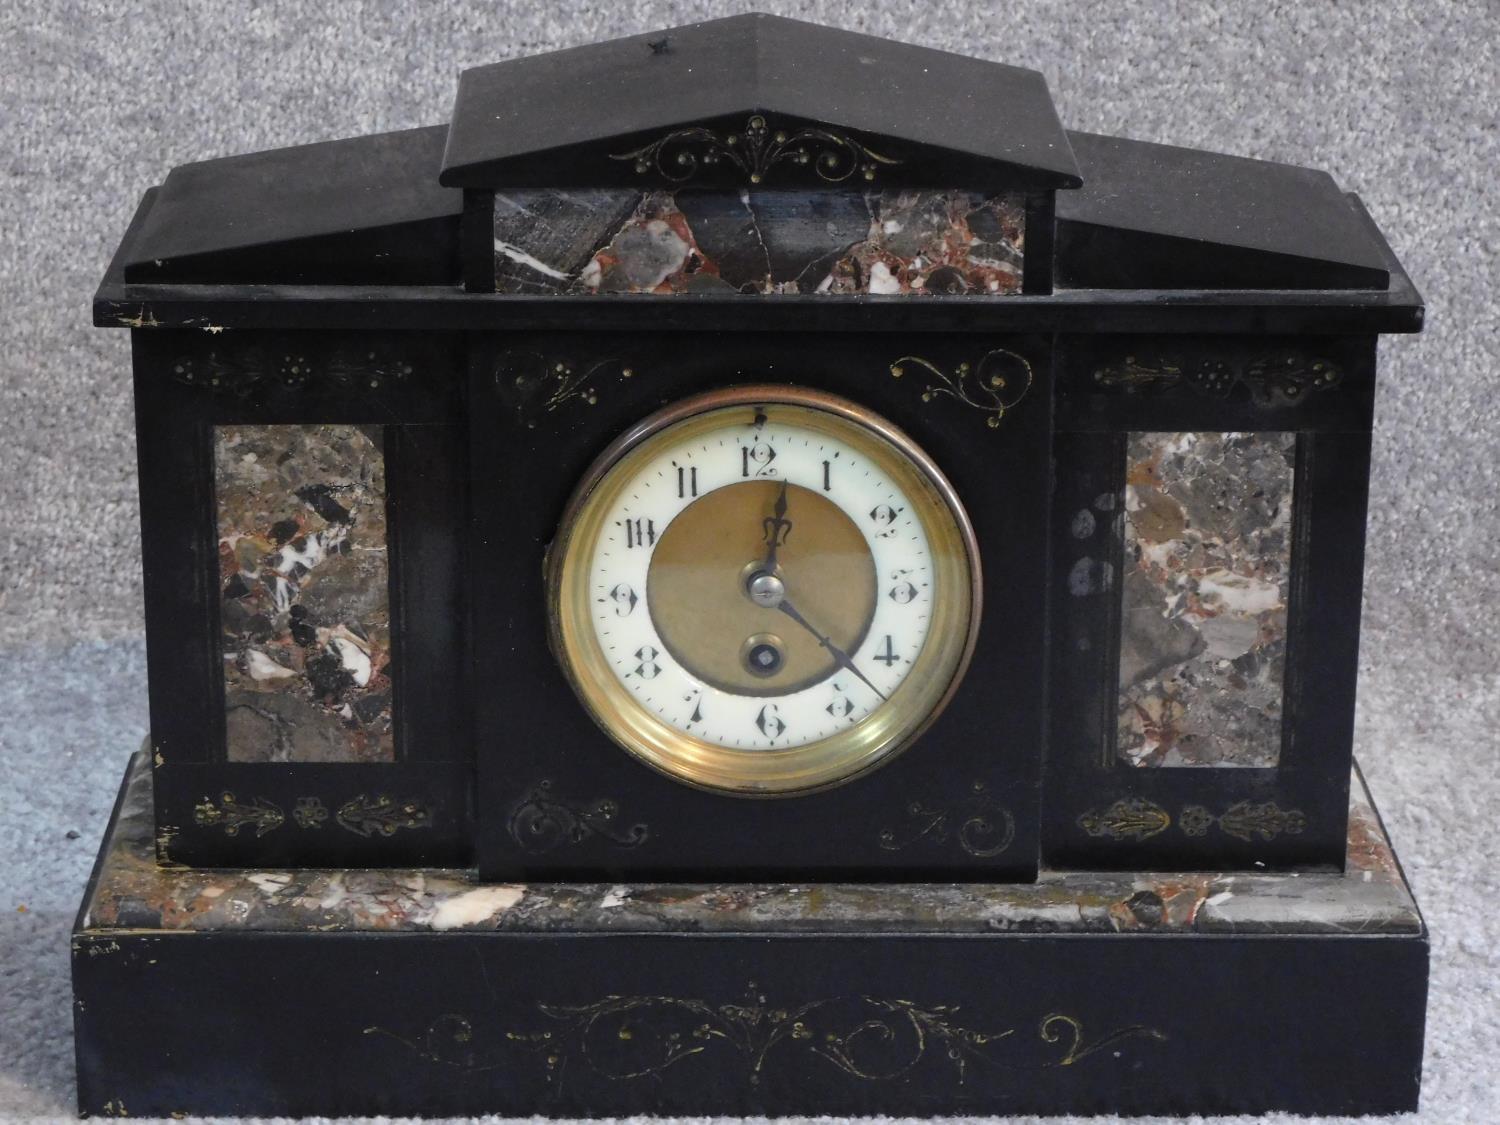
[546,385,982,797]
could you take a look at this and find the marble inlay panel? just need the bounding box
[493,189,1024,296]
[1117,432,1295,768]
[215,424,394,762]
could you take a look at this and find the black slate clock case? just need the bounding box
[107,16,1415,884]
[78,15,1428,1118]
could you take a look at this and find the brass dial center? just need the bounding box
[646,480,877,697]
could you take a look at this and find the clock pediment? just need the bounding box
[99,12,1413,307]
[439,13,1082,192]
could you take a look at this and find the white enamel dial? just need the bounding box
[590,415,932,750]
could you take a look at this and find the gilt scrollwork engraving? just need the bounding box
[612,114,900,185]
[890,349,1033,429]
[1211,800,1307,842]
[1092,352,1343,405]
[1082,799,1306,843]
[495,350,635,429]
[192,792,285,838]
[366,983,1167,1091]
[1077,798,1171,842]
[169,347,415,398]
[879,780,1016,858]
[192,791,431,839]
[335,794,433,838]
[508,779,649,853]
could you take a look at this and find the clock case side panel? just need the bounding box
[1042,333,1377,870]
[469,330,1053,882]
[130,329,475,867]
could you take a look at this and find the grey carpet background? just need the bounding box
[2,0,1496,1121]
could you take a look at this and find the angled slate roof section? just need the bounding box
[124,126,463,284]
[1056,131,1390,290]
[440,13,1080,191]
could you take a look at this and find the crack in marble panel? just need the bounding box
[1117,432,1295,768]
[215,424,394,762]
[492,188,1024,296]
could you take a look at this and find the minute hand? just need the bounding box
[775,597,888,702]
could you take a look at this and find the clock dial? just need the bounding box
[548,387,979,795]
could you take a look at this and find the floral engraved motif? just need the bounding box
[169,348,415,398]
[292,797,329,830]
[879,781,1016,858]
[192,792,285,838]
[335,794,432,838]
[367,984,1167,1091]
[1179,805,1215,838]
[1077,798,1171,842]
[612,114,900,186]
[1090,357,1183,392]
[495,351,635,429]
[508,780,649,854]
[1172,801,1307,842]
[890,349,1033,429]
[1092,353,1343,406]
[1216,800,1307,843]
[1242,354,1343,400]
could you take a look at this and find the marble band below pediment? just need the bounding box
[493,188,1025,297]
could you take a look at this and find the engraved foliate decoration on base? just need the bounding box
[367,983,1167,1092]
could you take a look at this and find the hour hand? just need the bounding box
[761,481,792,573]
[774,596,887,702]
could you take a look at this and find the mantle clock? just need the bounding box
[74,14,1427,1119]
